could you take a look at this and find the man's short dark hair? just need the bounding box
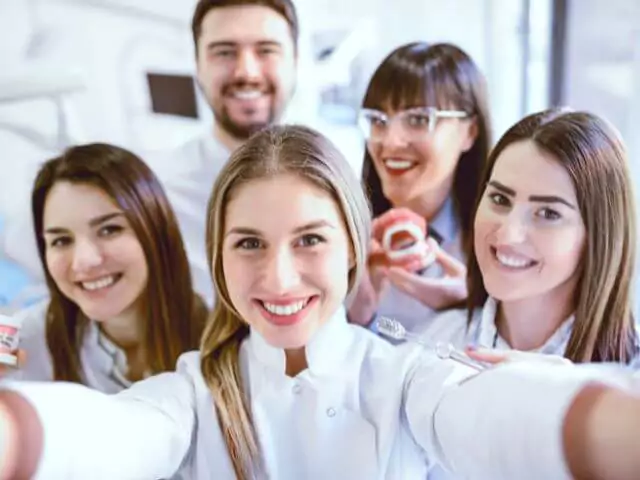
[191,0,299,54]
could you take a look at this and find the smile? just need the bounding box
[77,274,122,292]
[230,89,265,101]
[492,247,538,270]
[255,296,318,327]
[384,159,417,172]
[261,299,310,316]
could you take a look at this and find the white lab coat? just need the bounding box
[145,132,231,307]
[419,297,574,355]
[9,300,137,393]
[420,297,640,363]
[9,306,608,480]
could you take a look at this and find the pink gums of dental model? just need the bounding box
[369,208,436,272]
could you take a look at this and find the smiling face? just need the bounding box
[195,5,297,140]
[43,182,149,322]
[474,140,586,304]
[221,173,352,349]
[366,107,476,210]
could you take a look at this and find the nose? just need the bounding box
[71,238,103,273]
[494,214,528,245]
[233,49,261,81]
[264,247,300,293]
[379,119,409,147]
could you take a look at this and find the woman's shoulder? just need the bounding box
[118,351,203,406]
[417,306,479,348]
[15,299,49,343]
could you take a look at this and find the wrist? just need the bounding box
[0,391,43,480]
[0,401,18,480]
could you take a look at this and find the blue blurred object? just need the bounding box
[0,215,46,310]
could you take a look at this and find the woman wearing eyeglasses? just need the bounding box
[347,42,492,334]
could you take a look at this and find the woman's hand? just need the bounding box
[0,350,26,376]
[347,240,389,326]
[385,239,467,310]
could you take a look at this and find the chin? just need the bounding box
[77,303,129,322]
[484,282,532,303]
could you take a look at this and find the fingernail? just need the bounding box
[466,344,477,351]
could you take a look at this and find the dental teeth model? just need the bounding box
[369,208,436,271]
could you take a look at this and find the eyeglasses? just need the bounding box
[357,107,469,142]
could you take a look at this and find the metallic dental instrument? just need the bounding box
[376,316,487,371]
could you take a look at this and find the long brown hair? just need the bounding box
[200,125,371,478]
[361,42,492,249]
[31,143,208,382]
[467,109,638,363]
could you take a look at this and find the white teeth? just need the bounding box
[495,252,533,268]
[233,90,262,100]
[384,159,414,170]
[82,275,116,291]
[262,300,308,316]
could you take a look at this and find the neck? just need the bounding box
[400,174,453,221]
[495,280,578,351]
[99,307,142,349]
[213,123,244,152]
[99,306,147,381]
[284,348,308,377]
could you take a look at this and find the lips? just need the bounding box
[77,273,123,292]
[230,89,264,101]
[255,296,318,327]
[491,247,538,270]
[382,158,417,176]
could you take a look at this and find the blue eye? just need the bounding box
[298,234,324,247]
[236,237,263,250]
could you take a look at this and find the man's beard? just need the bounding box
[214,105,275,141]
[214,80,277,141]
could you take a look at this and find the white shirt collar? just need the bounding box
[476,297,575,355]
[247,305,355,377]
[85,323,152,388]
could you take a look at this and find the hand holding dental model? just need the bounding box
[368,208,435,272]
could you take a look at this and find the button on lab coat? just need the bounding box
[11,306,602,479]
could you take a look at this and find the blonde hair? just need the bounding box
[199,125,371,478]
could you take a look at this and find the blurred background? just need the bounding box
[0,0,638,307]
[2,0,637,171]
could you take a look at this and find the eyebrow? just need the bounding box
[44,212,124,235]
[225,220,336,238]
[488,180,576,209]
[206,40,282,50]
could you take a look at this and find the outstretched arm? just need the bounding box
[405,360,640,480]
[0,372,195,479]
[563,384,640,480]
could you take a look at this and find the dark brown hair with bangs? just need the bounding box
[361,42,491,248]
